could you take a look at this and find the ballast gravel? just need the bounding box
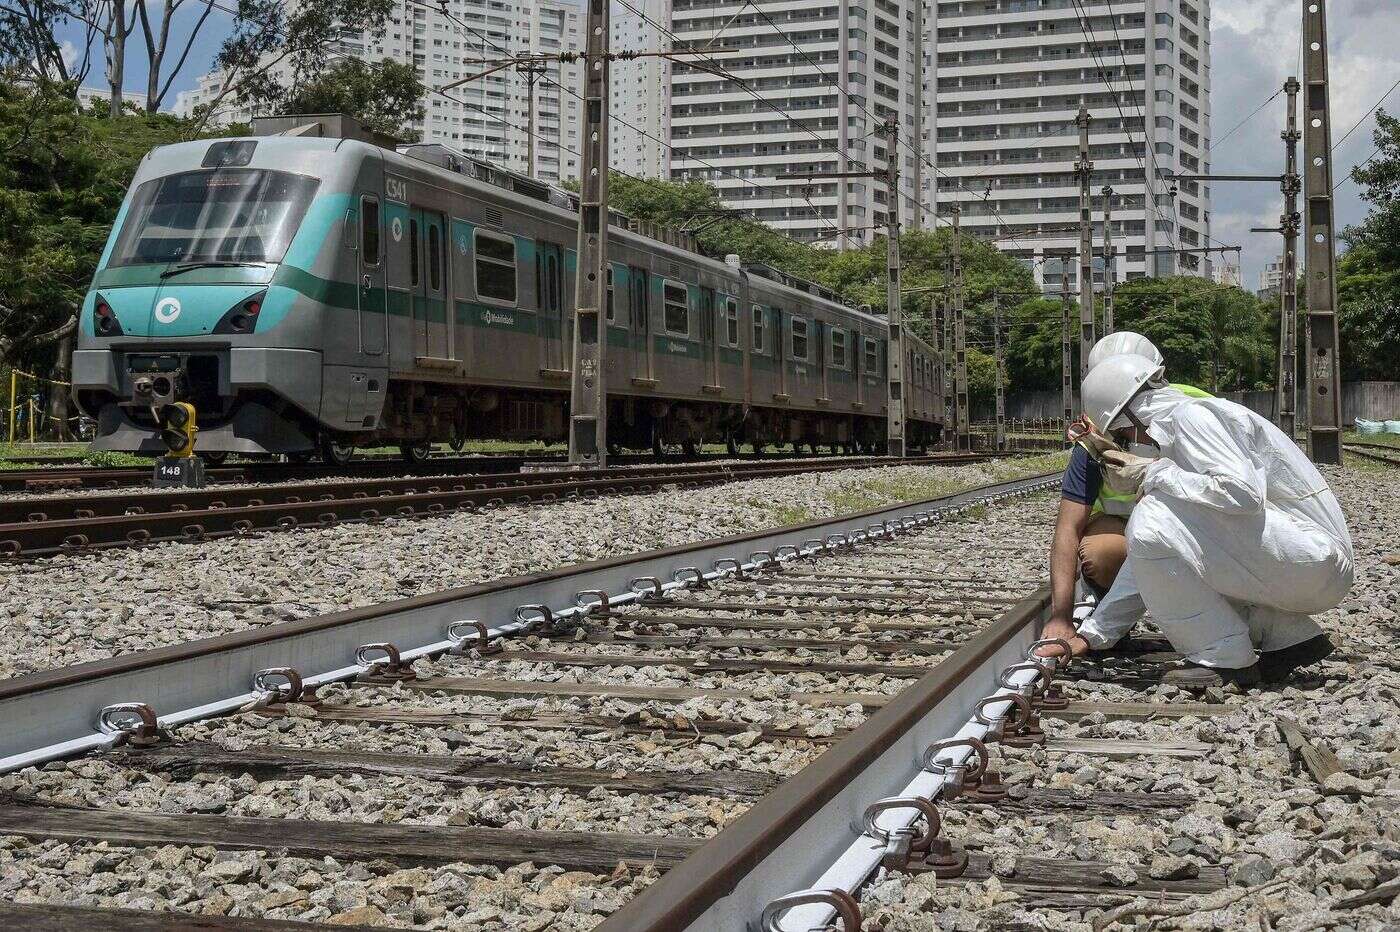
[0,480,1058,929]
[0,455,1058,680]
[854,464,1400,932]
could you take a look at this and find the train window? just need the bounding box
[428,223,442,291]
[751,305,765,355]
[725,298,739,346]
[663,281,689,335]
[474,230,517,304]
[409,218,420,287]
[864,337,879,375]
[360,197,380,265]
[831,329,847,368]
[790,317,809,361]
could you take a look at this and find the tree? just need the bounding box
[1336,108,1400,382]
[0,81,196,381]
[193,0,395,133]
[135,0,221,114]
[279,59,424,141]
[0,0,98,91]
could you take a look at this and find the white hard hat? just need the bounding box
[1082,353,1167,432]
[1087,331,1163,371]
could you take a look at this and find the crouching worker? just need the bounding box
[1060,353,1353,690]
[1040,332,1212,658]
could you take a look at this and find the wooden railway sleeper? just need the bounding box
[355,642,417,682]
[97,702,166,748]
[760,888,863,932]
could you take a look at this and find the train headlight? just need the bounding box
[212,290,267,335]
[93,296,124,336]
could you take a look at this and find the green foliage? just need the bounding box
[273,59,424,141]
[1107,276,1273,392]
[0,79,197,368]
[1336,108,1400,382]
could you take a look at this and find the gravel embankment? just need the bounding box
[0,485,1058,929]
[0,455,1060,680]
[857,463,1400,931]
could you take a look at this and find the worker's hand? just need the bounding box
[1100,448,1155,496]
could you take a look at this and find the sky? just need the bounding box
[58,0,1399,291]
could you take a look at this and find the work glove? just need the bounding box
[1100,448,1155,497]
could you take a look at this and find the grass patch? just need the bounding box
[1344,430,1400,448]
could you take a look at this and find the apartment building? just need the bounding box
[1258,254,1285,296]
[667,0,926,244]
[923,0,1213,286]
[609,0,673,178]
[175,0,584,184]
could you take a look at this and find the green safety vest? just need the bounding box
[1092,383,1213,517]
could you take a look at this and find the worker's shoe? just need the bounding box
[1258,634,1335,683]
[1162,661,1261,691]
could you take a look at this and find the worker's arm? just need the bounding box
[1140,405,1266,514]
[1048,497,1092,631]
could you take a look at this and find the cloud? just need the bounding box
[1210,0,1395,288]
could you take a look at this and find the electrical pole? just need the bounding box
[1302,0,1343,464]
[519,61,548,178]
[1060,259,1073,439]
[1277,76,1301,440]
[993,291,1006,452]
[941,292,954,443]
[1101,185,1115,336]
[567,0,610,466]
[1076,107,1095,379]
[952,205,969,452]
[884,119,905,457]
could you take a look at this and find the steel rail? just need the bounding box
[0,455,996,558]
[1342,443,1400,467]
[595,586,1052,932]
[0,471,1058,774]
[0,450,985,493]
[0,454,992,523]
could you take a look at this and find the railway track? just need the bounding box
[0,449,967,493]
[0,454,994,559]
[1342,441,1400,467]
[0,471,1252,930]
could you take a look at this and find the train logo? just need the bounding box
[154,297,182,324]
[390,217,403,242]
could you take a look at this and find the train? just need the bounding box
[72,115,946,463]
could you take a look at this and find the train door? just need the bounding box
[422,211,448,359]
[537,242,564,372]
[699,286,717,390]
[630,266,653,381]
[407,208,427,358]
[358,195,386,355]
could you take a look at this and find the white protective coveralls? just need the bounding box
[1077,387,1353,668]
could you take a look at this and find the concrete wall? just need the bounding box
[977,382,1400,425]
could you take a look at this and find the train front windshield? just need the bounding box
[109,168,320,267]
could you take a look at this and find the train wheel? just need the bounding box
[607,440,623,457]
[725,434,739,456]
[320,436,355,467]
[400,442,432,465]
[286,451,314,464]
[202,451,228,466]
[681,438,698,459]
